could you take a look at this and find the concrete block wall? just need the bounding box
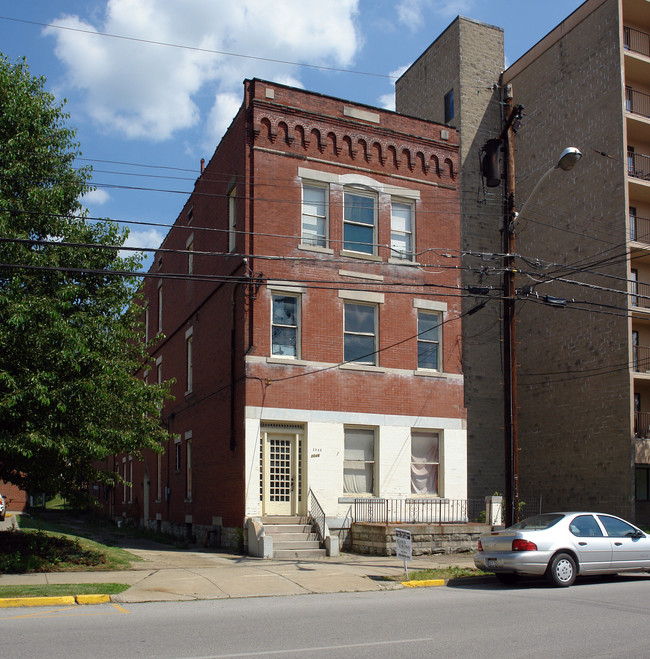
[502,0,633,516]
[396,17,507,500]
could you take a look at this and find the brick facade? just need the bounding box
[99,80,467,548]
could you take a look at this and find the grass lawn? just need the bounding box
[0,512,141,574]
[0,583,130,598]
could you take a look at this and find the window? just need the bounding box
[186,234,194,274]
[272,294,300,358]
[411,432,440,495]
[122,457,127,503]
[344,190,376,254]
[187,205,193,225]
[628,146,635,176]
[128,456,133,503]
[417,311,441,370]
[444,89,454,124]
[228,187,237,252]
[631,268,638,307]
[344,302,377,365]
[597,515,640,537]
[302,184,327,247]
[344,428,375,494]
[157,284,163,334]
[569,514,603,537]
[391,200,414,260]
[185,431,193,500]
[186,334,193,393]
[145,306,149,343]
[174,437,182,472]
[630,207,637,241]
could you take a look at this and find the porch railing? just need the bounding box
[308,489,326,543]
[630,214,650,244]
[626,87,650,119]
[628,151,650,181]
[625,26,650,57]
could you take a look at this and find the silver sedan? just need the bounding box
[474,512,650,587]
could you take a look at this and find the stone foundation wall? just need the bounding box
[350,522,488,556]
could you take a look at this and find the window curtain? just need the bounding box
[411,432,439,495]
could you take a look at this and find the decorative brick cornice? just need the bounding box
[252,109,457,181]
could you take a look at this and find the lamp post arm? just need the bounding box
[509,165,556,233]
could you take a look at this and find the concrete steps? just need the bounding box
[260,515,326,559]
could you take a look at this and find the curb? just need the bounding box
[401,579,446,588]
[0,594,111,608]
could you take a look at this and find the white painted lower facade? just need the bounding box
[245,406,467,522]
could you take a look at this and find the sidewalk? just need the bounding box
[0,513,477,604]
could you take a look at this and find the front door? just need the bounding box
[262,430,303,516]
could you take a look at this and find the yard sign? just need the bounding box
[395,528,412,579]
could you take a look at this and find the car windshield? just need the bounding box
[509,513,564,531]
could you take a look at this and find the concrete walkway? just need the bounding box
[0,511,477,604]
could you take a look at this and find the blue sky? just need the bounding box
[1,0,585,260]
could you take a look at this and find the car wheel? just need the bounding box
[495,572,519,585]
[0,513,5,522]
[546,553,577,587]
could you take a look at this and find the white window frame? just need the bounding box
[271,293,301,359]
[343,427,376,496]
[344,301,378,366]
[417,310,442,371]
[343,188,377,255]
[156,452,162,503]
[390,199,415,261]
[228,186,237,253]
[410,431,441,496]
[301,182,328,247]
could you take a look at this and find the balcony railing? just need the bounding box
[625,26,650,58]
[633,345,650,372]
[632,281,650,308]
[636,412,650,439]
[631,214,650,243]
[626,87,650,119]
[629,152,650,181]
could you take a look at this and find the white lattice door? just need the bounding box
[262,432,301,515]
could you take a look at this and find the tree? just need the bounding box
[0,54,170,503]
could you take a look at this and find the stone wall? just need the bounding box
[350,522,488,556]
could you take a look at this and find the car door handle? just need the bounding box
[578,542,587,546]
[615,542,623,546]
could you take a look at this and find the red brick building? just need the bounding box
[100,79,467,552]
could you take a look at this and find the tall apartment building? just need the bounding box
[397,0,650,521]
[99,79,467,550]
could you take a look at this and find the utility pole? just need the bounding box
[502,83,519,527]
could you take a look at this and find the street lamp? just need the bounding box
[503,144,582,527]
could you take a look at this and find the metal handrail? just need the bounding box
[628,152,650,181]
[630,214,650,243]
[308,489,326,542]
[626,87,650,119]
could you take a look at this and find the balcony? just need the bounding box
[636,411,650,439]
[633,345,650,371]
[631,214,650,244]
[626,87,650,120]
[629,151,650,181]
[625,26,650,58]
[632,281,650,309]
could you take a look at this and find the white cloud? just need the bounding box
[82,188,110,206]
[123,227,165,251]
[396,0,474,29]
[376,65,410,111]
[45,0,361,143]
